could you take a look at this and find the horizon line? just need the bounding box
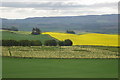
[0,13,118,19]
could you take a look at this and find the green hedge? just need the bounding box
[2,40,42,46]
[1,39,73,46]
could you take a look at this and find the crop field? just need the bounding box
[2,57,118,78]
[1,30,119,78]
[43,32,119,47]
[2,46,119,58]
[0,31,54,43]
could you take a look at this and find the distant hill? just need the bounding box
[1,14,118,34]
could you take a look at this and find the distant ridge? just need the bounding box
[1,14,118,34]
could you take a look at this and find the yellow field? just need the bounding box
[42,32,119,47]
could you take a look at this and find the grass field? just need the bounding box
[2,46,119,58]
[2,57,118,78]
[0,31,54,43]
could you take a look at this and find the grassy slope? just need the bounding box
[0,31,54,43]
[3,57,118,78]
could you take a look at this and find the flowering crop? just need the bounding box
[42,32,119,47]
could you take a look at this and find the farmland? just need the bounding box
[0,30,54,43]
[43,32,119,47]
[2,46,119,58]
[1,30,119,47]
[2,57,118,78]
[1,30,119,78]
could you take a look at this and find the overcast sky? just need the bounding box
[0,0,119,19]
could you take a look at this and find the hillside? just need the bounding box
[1,14,118,34]
[1,30,119,47]
[0,30,54,43]
[43,32,119,47]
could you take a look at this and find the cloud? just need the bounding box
[1,2,117,10]
[0,0,118,19]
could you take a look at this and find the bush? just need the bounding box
[2,40,19,46]
[18,40,31,46]
[58,41,65,46]
[64,39,73,46]
[58,39,73,46]
[44,40,57,46]
[2,39,73,46]
[31,27,41,35]
[2,40,42,46]
[66,30,75,34]
[31,40,42,46]
[10,26,18,31]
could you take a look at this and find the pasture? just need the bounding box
[0,31,54,43]
[2,57,118,78]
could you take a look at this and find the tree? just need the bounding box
[10,26,18,31]
[58,41,65,46]
[19,40,31,46]
[31,27,41,35]
[2,40,43,46]
[44,40,57,46]
[64,39,73,46]
[31,40,42,46]
[66,30,75,34]
[2,40,19,46]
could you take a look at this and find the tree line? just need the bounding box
[1,39,73,46]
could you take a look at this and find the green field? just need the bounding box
[0,31,54,43]
[1,30,119,78]
[2,57,118,78]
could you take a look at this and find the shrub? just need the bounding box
[2,40,42,46]
[66,30,75,34]
[64,39,73,46]
[31,27,41,35]
[31,40,42,46]
[2,40,19,46]
[58,39,73,46]
[18,40,31,46]
[44,40,57,46]
[58,41,65,46]
[10,26,18,31]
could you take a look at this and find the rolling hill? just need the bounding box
[43,32,119,47]
[0,30,54,43]
[1,30,119,47]
[1,14,118,34]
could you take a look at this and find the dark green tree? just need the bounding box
[31,27,41,35]
[19,40,31,46]
[2,40,19,46]
[44,40,57,46]
[66,30,75,34]
[31,40,42,46]
[58,41,65,46]
[64,39,73,46]
[10,26,18,31]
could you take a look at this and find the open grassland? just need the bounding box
[3,57,118,78]
[2,46,119,58]
[0,31,54,43]
[43,32,119,47]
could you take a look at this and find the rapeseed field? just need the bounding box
[42,32,119,47]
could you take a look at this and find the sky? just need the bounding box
[0,0,119,19]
